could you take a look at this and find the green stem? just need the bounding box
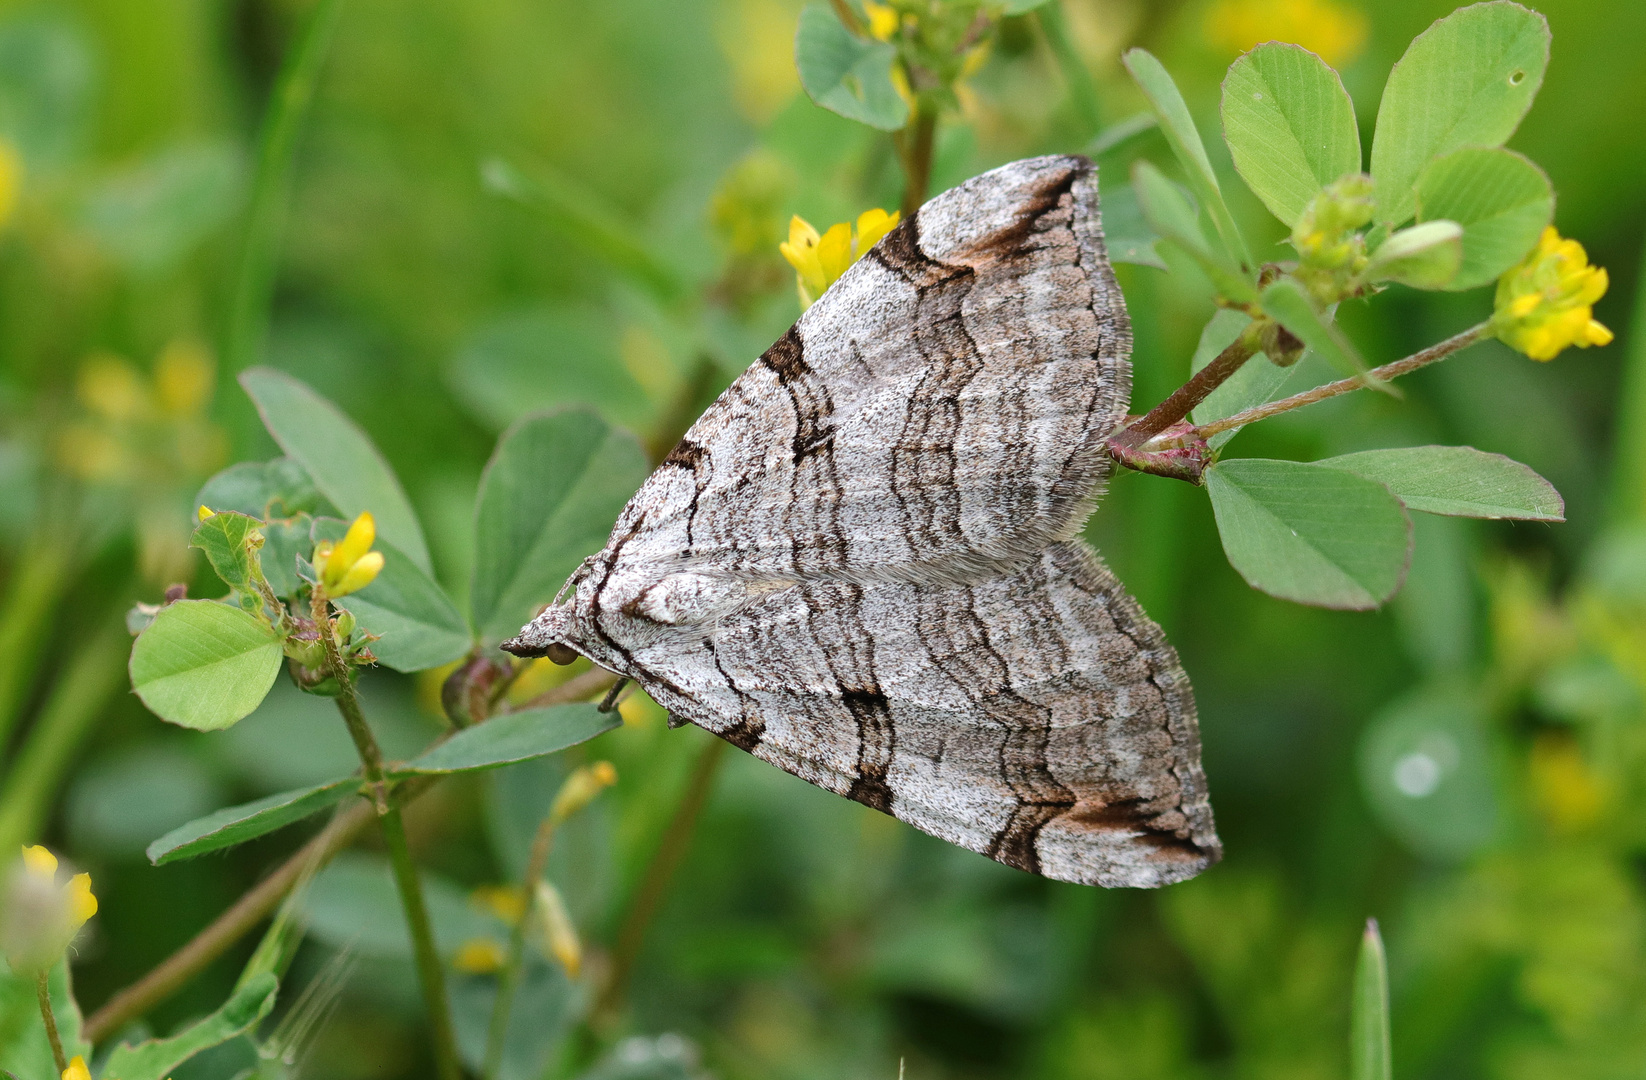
[0,617,129,855]
[1189,323,1490,442]
[1607,240,1646,523]
[482,815,558,1080]
[1036,2,1102,137]
[593,737,726,1024]
[0,536,73,759]
[36,970,67,1074]
[223,0,342,374]
[314,589,460,1080]
[897,106,938,218]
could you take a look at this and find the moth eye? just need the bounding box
[545,642,579,666]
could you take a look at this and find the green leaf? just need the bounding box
[1415,146,1553,290]
[1205,458,1411,609]
[195,456,337,520]
[304,852,507,958]
[312,519,471,673]
[391,703,618,776]
[260,512,315,598]
[103,973,278,1080]
[1258,278,1374,383]
[1369,0,1550,225]
[471,410,649,645]
[80,141,244,275]
[1220,43,1360,227]
[1095,182,1164,269]
[1350,920,1392,1080]
[1131,160,1257,303]
[130,600,283,730]
[1001,0,1054,12]
[448,307,653,433]
[190,510,263,596]
[1190,310,1294,449]
[240,367,432,574]
[1123,47,1250,268]
[1318,445,1563,520]
[146,779,357,865]
[795,4,909,132]
[1364,219,1464,289]
[0,961,89,1080]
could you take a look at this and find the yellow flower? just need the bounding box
[1528,734,1609,832]
[154,339,214,416]
[0,139,21,230]
[863,1,899,41]
[314,512,384,598]
[1493,226,1613,362]
[62,1056,91,1080]
[548,761,618,826]
[470,884,528,926]
[2,846,98,975]
[1205,0,1370,68]
[452,938,506,974]
[779,208,902,308]
[77,353,150,422]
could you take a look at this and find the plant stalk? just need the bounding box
[314,590,460,1080]
[84,671,610,1043]
[827,0,865,35]
[593,736,726,1024]
[0,617,131,856]
[223,0,342,374]
[0,536,73,759]
[1036,2,1102,136]
[1112,335,1258,448]
[482,815,559,1080]
[37,971,67,1074]
[1190,322,1490,441]
[897,107,937,218]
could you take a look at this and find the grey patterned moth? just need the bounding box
[504,155,1222,888]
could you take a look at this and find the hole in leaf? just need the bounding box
[1509,69,1526,85]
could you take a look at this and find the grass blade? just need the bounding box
[1351,918,1392,1080]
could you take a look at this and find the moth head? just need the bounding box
[500,604,581,664]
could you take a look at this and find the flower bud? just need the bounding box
[1,847,97,976]
[548,761,617,826]
[532,880,581,978]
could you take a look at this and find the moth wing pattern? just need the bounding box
[506,154,1223,888]
[630,539,1219,887]
[617,154,1132,586]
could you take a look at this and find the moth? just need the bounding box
[504,155,1221,888]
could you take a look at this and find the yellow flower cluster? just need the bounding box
[780,208,901,309]
[59,340,226,485]
[1492,226,1613,362]
[1,846,97,976]
[1205,0,1370,67]
[1291,173,1373,303]
[312,512,385,598]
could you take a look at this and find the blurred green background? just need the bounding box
[0,0,1643,1076]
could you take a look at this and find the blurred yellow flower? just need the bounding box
[1206,0,1369,67]
[549,761,618,826]
[1528,735,1609,832]
[78,352,150,422]
[863,1,898,40]
[0,139,21,230]
[471,883,528,926]
[314,512,384,598]
[1,846,98,975]
[532,880,581,977]
[62,1056,91,1080]
[453,937,506,974]
[713,0,800,123]
[1493,226,1613,362]
[154,339,214,416]
[780,208,901,308]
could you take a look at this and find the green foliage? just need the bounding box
[103,973,277,1080]
[1415,147,1554,290]
[194,458,336,522]
[0,962,87,1079]
[1320,446,1564,519]
[1205,458,1411,609]
[1363,220,1464,289]
[1258,278,1370,380]
[303,853,506,959]
[1369,0,1550,225]
[1190,310,1290,449]
[129,600,284,730]
[1351,921,1392,1080]
[312,517,470,673]
[1131,160,1256,302]
[391,704,620,777]
[1220,42,1360,227]
[189,510,265,600]
[471,411,650,646]
[145,780,357,866]
[794,4,908,131]
[1123,47,1251,269]
[240,367,433,574]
